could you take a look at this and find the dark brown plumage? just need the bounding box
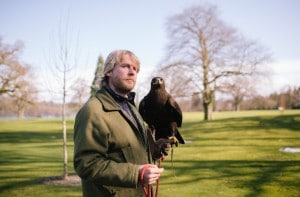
[139,77,185,144]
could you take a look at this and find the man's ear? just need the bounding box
[106,71,113,77]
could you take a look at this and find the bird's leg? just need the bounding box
[169,122,179,147]
[168,135,178,177]
[168,136,179,147]
[150,125,156,139]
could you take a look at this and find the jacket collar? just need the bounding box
[104,86,136,106]
[95,87,136,111]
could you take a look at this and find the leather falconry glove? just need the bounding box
[153,138,172,160]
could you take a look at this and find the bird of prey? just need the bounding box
[139,77,185,145]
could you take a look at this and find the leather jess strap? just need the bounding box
[140,159,162,197]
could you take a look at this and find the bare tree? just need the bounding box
[161,4,271,120]
[70,77,89,106]
[14,79,38,118]
[47,15,79,179]
[277,86,300,109]
[157,64,194,97]
[221,76,257,111]
[0,38,27,95]
[0,38,38,117]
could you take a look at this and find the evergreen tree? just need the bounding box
[90,55,104,97]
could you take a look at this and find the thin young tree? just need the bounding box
[47,15,79,179]
[161,4,271,120]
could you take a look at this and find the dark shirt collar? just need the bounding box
[105,86,136,105]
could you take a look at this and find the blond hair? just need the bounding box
[101,50,140,87]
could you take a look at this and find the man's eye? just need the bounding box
[119,64,128,68]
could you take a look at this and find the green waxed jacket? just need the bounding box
[74,88,152,197]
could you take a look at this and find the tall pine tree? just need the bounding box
[90,55,104,97]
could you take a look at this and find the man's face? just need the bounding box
[107,54,138,95]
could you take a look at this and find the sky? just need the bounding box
[1,0,300,102]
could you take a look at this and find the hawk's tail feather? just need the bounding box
[175,130,185,144]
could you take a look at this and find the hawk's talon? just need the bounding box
[168,136,179,147]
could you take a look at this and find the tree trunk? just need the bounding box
[62,116,68,179]
[208,101,213,120]
[203,100,213,121]
[62,71,68,180]
[203,102,209,120]
[18,108,25,119]
[202,82,213,121]
[235,103,240,111]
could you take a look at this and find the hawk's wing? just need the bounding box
[138,98,146,119]
[167,95,182,127]
[138,97,152,126]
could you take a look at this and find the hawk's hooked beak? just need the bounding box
[152,78,163,85]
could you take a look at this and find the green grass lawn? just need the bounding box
[0,110,299,197]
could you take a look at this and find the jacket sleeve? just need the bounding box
[73,100,140,188]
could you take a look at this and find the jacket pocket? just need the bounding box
[121,146,136,163]
[107,145,133,163]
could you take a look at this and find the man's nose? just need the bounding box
[128,67,137,74]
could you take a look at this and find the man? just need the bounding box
[74,50,171,196]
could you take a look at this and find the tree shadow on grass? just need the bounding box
[257,114,300,131]
[182,114,300,134]
[0,131,74,143]
[172,114,300,196]
[162,159,300,196]
[0,174,81,195]
[0,156,80,194]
